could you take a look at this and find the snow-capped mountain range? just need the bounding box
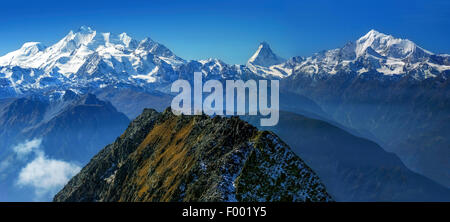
[0,26,449,98]
[288,30,450,79]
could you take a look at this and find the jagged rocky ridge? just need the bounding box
[54,108,332,202]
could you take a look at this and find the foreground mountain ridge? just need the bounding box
[54,108,332,202]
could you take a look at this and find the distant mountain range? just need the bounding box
[1,26,449,200]
[0,27,448,98]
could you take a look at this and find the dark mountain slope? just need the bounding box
[24,94,130,161]
[282,73,450,188]
[0,97,47,155]
[0,93,130,162]
[0,93,130,201]
[94,87,173,119]
[242,111,450,201]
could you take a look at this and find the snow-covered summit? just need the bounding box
[284,29,449,79]
[248,41,285,67]
[355,29,432,60]
[246,42,290,78]
[0,26,189,96]
[0,26,184,76]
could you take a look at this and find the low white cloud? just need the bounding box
[12,138,42,159]
[12,138,81,201]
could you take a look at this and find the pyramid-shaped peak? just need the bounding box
[248,41,285,67]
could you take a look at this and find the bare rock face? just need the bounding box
[54,108,332,202]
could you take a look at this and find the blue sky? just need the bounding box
[0,0,449,64]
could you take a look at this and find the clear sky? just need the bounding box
[1,0,449,64]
